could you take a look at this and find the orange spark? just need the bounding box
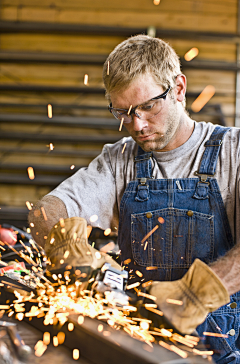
[141,225,159,243]
[57,332,65,344]
[35,340,47,357]
[16,313,24,321]
[119,117,124,131]
[142,280,153,288]
[84,74,89,85]
[73,349,80,360]
[153,0,160,4]
[124,258,131,265]
[185,335,200,344]
[132,318,152,323]
[104,228,111,236]
[191,85,215,112]
[144,241,148,250]
[53,336,58,347]
[126,282,140,290]
[145,307,163,316]
[43,332,50,345]
[107,61,110,75]
[140,321,150,330]
[127,105,132,115]
[138,292,157,301]
[63,251,69,259]
[160,341,188,358]
[27,167,35,180]
[158,217,164,224]
[121,142,127,153]
[136,270,143,277]
[184,47,199,61]
[26,201,32,210]
[68,322,74,331]
[70,165,75,170]
[160,341,172,350]
[170,345,188,359]
[98,324,104,332]
[203,332,228,338]
[172,333,195,347]
[90,215,98,223]
[41,207,48,221]
[144,303,157,308]
[47,104,52,118]
[78,316,84,325]
[59,218,65,227]
[160,328,172,337]
[192,349,214,356]
[146,266,158,270]
[166,298,183,305]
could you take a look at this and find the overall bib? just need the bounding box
[118,126,240,363]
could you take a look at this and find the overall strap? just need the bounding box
[134,146,152,179]
[195,126,230,181]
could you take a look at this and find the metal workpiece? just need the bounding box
[0,321,32,361]
[0,271,211,364]
[21,307,208,364]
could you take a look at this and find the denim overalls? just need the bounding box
[118,126,240,363]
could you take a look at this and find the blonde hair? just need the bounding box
[103,35,182,101]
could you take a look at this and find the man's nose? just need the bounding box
[132,114,148,131]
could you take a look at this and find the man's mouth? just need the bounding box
[136,133,156,141]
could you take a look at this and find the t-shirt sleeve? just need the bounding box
[47,145,119,231]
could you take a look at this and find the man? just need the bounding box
[29,35,240,363]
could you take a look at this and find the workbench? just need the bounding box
[1,315,92,364]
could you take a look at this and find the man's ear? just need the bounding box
[175,74,186,102]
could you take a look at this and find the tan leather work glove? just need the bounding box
[45,217,121,273]
[149,259,230,334]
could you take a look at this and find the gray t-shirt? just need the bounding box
[48,121,240,243]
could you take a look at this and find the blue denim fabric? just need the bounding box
[118,126,240,363]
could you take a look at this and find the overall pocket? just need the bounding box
[131,207,214,268]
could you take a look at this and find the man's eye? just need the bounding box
[117,110,128,116]
[138,103,155,111]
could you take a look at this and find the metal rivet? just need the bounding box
[187,210,194,217]
[230,302,237,309]
[146,212,152,218]
[228,329,235,336]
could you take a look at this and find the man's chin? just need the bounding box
[136,140,160,152]
[139,138,171,152]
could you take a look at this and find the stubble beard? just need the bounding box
[133,99,180,152]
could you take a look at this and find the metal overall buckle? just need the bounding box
[136,177,153,185]
[194,171,215,184]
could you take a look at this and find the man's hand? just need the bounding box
[45,217,121,276]
[149,259,230,334]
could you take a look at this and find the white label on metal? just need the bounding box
[103,270,123,290]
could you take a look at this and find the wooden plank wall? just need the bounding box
[0,0,238,226]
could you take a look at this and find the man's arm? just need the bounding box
[28,195,68,248]
[210,244,240,296]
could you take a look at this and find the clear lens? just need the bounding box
[111,97,165,124]
[112,110,132,123]
[136,99,164,119]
